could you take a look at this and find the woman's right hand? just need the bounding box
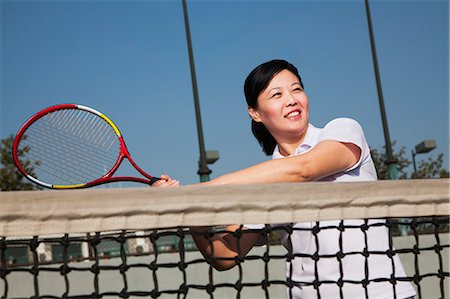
[152,174,180,188]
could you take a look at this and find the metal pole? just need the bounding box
[182,0,211,182]
[365,0,398,180]
[411,150,418,178]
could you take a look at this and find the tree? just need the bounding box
[415,153,449,179]
[0,134,40,191]
[370,141,449,180]
[370,141,411,179]
[371,142,449,237]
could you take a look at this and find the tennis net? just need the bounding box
[0,179,448,298]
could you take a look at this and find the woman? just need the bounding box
[155,60,415,299]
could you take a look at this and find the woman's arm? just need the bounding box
[154,140,360,270]
[155,140,360,186]
[190,225,264,271]
[203,140,360,185]
[187,141,360,270]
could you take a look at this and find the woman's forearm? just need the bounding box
[189,226,263,271]
[189,227,239,271]
[203,157,308,185]
[202,140,359,186]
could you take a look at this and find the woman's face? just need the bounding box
[248,69,309,142]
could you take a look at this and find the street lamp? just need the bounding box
[411,140,436,178]
[182,0,211,182]
[364,0,398,179]
[197,150,220,180]
[205,150,220,165]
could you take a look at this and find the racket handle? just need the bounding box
[149,177,162,185]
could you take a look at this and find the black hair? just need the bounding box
[244,59,303,155]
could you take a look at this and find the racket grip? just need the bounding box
[149,177,162,185]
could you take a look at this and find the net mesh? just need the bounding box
[1,179,449,299]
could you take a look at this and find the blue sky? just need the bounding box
[1,0,448,185]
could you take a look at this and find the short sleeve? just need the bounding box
[319,118,364,147]
[318,118,368,172]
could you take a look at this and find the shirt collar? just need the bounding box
[272,123,319,159]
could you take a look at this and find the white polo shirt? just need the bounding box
[246,118,416,299]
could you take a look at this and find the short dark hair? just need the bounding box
[244,59,303,155]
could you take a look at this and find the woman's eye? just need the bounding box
[271,92,282,98]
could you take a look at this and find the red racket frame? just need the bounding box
[13,104,160,189]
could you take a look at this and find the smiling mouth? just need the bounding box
[285,110,301,119]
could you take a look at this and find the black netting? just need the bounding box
[1,216,448,299]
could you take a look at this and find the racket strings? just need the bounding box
[32,116,118,161]
[20,131,115,185]
[41,109,118,160]
[29,117,118,166]
[45,109,117,149]
[25,120,118,184]
[22,132,112,184]
[23,148,98,185]
[18,109,121,185]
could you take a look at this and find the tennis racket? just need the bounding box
[13,104,161,189]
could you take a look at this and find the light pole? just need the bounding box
[364,0,398,179]
[182,0,211,182]
[411,140,436,178]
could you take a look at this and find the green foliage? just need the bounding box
[0,134,40,191]
[415,153,449,179]
[370,141,411,179]
[370,141,448,180]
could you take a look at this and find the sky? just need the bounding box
[1,0,448,186]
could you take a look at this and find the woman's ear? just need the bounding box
[248,107,262,122]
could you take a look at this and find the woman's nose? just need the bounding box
[285,93,297,106]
